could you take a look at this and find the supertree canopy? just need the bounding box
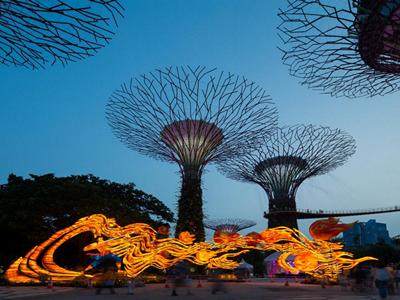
[218,125,356,229]
[278,0,400,98]
[205,218,256,233]
[106,66,278,241]
[0,0,123,69]
[205,218,256,244]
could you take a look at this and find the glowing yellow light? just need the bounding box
[5,214,376,284]
[213,231,241,244]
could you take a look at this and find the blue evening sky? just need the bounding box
[1,0,399,237]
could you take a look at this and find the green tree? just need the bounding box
[0,173,174,267]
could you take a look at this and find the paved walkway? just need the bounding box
[0,282,399,300]
[0,286,76,299]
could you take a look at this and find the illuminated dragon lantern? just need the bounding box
[6,214,376,284]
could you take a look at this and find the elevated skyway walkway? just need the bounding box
[263,205,400,219]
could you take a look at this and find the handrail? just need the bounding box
[264,205,400,219]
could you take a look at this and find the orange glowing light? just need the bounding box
[213,231,241,244]
[157,225,170,236]
[5,215,376,284]
[244,232,262,246]
[178,231,196,244]
[309,217,355,241]
[293,251,319,272]
[259,227,293,243]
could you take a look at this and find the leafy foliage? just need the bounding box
[0,173,174,266]
[175,173,204,241]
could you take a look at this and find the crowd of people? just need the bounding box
[341,262,400,299]
[92,263,230,296]
[93,272,229,296]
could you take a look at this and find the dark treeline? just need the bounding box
[352,242,400,265]
[0,173,174,267]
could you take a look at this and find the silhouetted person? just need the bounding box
[96,268,116,295]
[354,267,368,292]
[171,274,185,296]
[211,278,228,295]
[387,264,396,295]
[373,262,391,299]
[127,279,135,295]
[396,266,400,289]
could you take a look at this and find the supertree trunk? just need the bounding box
[268,196,298,229]
[175,167,205,242]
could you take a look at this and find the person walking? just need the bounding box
[396,266,400,290]
[171,274,185,296]
[373,262,391,299]
[211,278,228,295]
[127,279,135,295]
[184,275,193,296]
[96,268,116,295]
[387,264,396,295]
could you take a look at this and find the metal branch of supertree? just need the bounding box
[278,0,400,98]
[218,124,356,228]
[204,218,257,233]
[106,66,278,171]
[0,0,124,69]
[106,66,278,241]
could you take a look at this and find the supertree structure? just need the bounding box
[205,218,256,233]
[218,125,356,229]
[205,218,256,244]
[278,0,400,98]
[106,66,278,241]
[0,0,123,69]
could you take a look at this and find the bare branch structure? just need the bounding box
[0,0,123,69]
[278,0,400,98]
[205,218,256,234]
[106,66,278,241]
[218,125,356,229]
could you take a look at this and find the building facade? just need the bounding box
[343,219,392,248]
